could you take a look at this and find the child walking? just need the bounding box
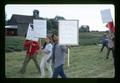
[40,36,53,78]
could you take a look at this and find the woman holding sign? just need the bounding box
[40,36,53,78]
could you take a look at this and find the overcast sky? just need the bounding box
[5,4,115,31]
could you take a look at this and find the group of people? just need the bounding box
[100,32,115,59]
[19,33,68,78]
[18,31,115,78]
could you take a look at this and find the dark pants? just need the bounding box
[106,48,114,59]
[52,64,67,78]
[100,43,108,52]
[20,55,40,74]
[113,48,120,78]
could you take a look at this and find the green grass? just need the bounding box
[5,36,25,52]
[5,32,105,52]
[5,36,45,52]
[64,45,114,78]
[79,32,105,45]
[5,45,114,78]
[5,32,114,78]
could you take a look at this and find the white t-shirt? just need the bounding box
[43,43,53,56]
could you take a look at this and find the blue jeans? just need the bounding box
[52,64,67,78]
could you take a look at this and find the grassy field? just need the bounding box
[5,36,45,52]
[79,32,105,45]
[5,45,114,78]
[5,32,114,78]
[5,32,105,52]
[5,36,25,52]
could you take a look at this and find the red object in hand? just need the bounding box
[24,40,40,56]
[24,40,31,50]
[106,21,115,33]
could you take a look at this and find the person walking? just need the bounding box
[106,33,114,59]
[50,33,68,78]
[19,39,41,74]
[40,36,53,78]
[100,34,108,53]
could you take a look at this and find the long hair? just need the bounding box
[51,33,58,43]
[51,33,55,43]
[42,42,47,49]
[42,36,52,49]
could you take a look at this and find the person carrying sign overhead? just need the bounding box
[49,33,69,78]
[19,39,41,74]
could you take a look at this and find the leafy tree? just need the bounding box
[79,25,90,32]
[47,15,65,34]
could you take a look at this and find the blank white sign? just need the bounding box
[26,23,39,41]
[33,19,47,38]
[59,20,79,45]
[100,9,112,23]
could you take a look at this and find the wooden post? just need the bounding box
[39,38,42,50]
[68,48,70,67]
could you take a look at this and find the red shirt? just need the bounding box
[24,40,40,56]
[106,21,115,33]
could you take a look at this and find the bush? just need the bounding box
[5,36,25,52]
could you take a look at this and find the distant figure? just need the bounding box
[100,34,108,53]
[106,33,114,59]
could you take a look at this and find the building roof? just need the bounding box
[11,14,34,23]
[7,14,43,25]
